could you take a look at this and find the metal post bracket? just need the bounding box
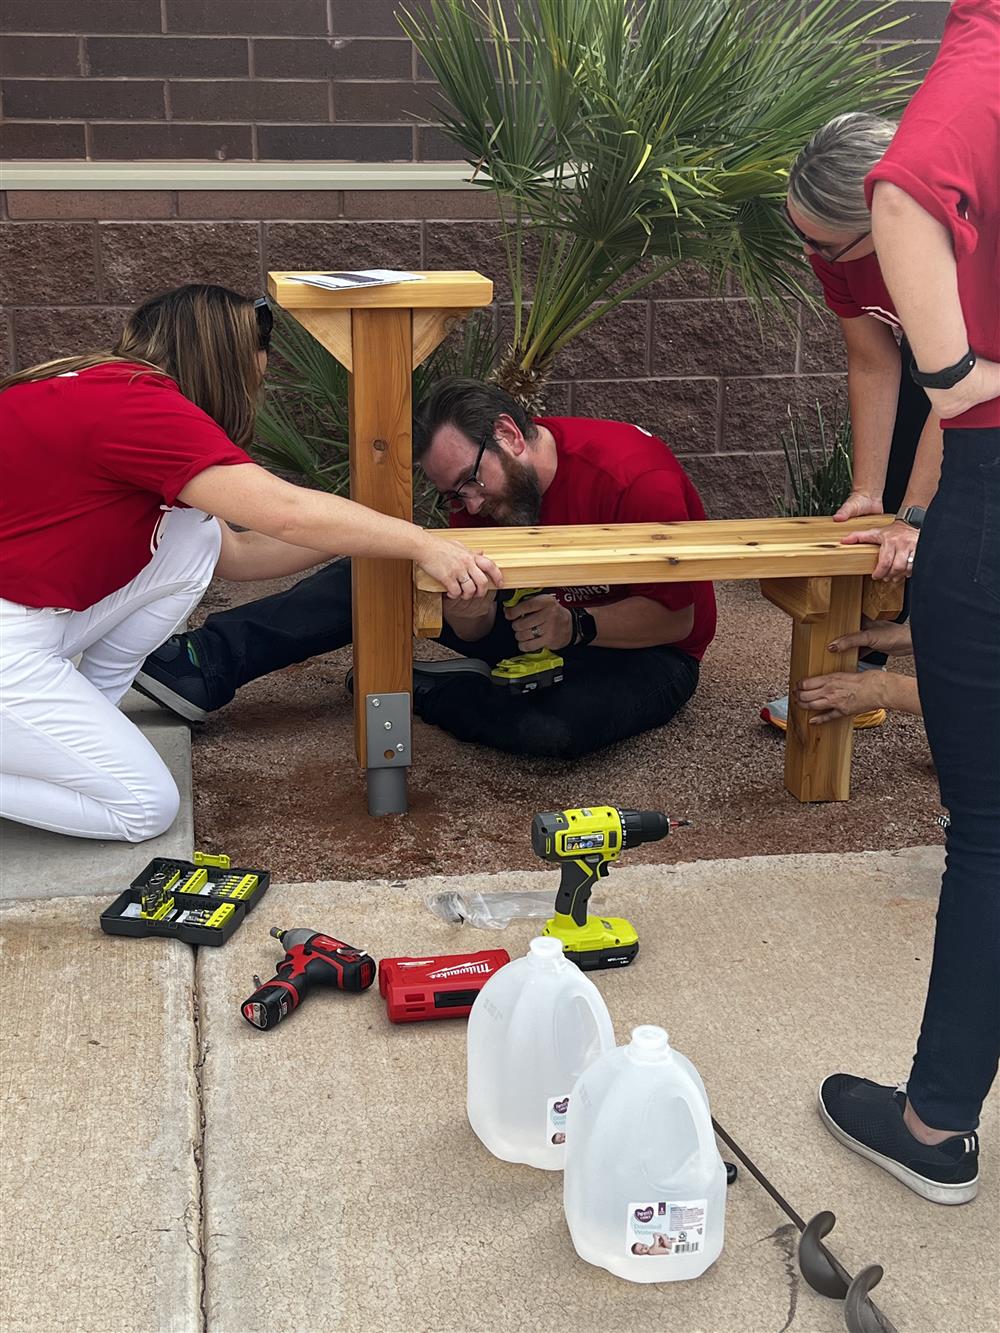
[365,693,412,768]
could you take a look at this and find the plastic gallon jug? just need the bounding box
[563,1025,726,1282]
[466,936,615,1170]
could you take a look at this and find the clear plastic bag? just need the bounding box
[424,890,573,930]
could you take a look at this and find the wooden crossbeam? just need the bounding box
[413,515,906,806]
[414,516,897,590]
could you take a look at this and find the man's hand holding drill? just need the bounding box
[505,593,574,652]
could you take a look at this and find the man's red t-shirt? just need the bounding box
[0,362,253,611]
[452,416,717,661]
[864,0,1000,429]
[808,252,900,332]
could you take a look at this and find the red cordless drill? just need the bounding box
[240,926,375,1030]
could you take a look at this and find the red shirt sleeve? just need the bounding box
[866,134,980,259]
[91,372,253,505]
[614,471,698,613]
[864,0,999,260]
[809,253,862,319]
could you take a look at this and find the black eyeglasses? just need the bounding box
[782,203,870,263]
[440,429,492,512]
[253,296,274,352]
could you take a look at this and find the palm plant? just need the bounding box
[399,0,912,406]
[255,307,500,524]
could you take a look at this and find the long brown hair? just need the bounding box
[0,284,263,446]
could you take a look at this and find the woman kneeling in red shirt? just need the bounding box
[0,284,499,842]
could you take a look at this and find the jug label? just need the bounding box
[546,1095,571,1146]
[626,1198,707,1257]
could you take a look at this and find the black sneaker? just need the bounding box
[818,1074,979,1205]
[133,634,212,722]
[345,658,492,700]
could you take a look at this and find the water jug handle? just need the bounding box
[672,1061,721,1170]
[555,979,615,1058]
[580,982,615,1050]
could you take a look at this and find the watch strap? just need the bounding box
[571,607,598,647]
[897,505,926,530]
[909,348,976,390]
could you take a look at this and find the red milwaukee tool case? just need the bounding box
[379,950,510,1023]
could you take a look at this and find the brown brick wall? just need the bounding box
[0,187,852,518]
[0,0,946,161]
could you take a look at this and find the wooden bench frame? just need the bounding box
[269,270,901,813]
[414,517,904,803]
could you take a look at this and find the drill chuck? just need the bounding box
[619,809,670,848]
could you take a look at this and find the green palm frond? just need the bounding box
[254,309,500,524]
[253,310,351,491]
[398,0,917,400]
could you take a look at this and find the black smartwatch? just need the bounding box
[910,348,976,390]
[570,607,598,647]
[897,505,926,530]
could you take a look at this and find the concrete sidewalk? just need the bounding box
[2,847,997,1333]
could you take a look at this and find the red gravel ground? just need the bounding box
[191,577,941,882]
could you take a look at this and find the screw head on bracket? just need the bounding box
[370,698,381,708]
[383,720,393,730]
[396,743,405,753]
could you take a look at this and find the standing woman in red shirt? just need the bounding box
[0,284,499,842]
[762,112,943,729]
[818,0,1000,1205]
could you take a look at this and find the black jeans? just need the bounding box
[907,428,1000,1130]
[861,339,930,663]
[190,558,699,759]
[883,338,931,516]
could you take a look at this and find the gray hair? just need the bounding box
[788,112,897,231]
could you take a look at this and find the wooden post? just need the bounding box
[763,574,864,802]
[348,307,414,812]
[268,270,493,814]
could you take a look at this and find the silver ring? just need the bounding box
[458,575,472,584]
[906,553,914,565]
[531,626,541,639]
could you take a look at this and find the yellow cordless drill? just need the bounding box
[491,587,565,693]
[532,806,687,970]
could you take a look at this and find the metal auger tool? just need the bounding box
[712,1117,897,1333]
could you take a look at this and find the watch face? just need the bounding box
[901,506,926,529]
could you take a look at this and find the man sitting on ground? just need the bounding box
[136,377,716,759]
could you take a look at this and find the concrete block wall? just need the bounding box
[0,0,947,518]
[0,187,855,517]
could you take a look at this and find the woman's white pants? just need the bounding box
[0,508,220,842]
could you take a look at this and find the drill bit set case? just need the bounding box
[100,852,271,947]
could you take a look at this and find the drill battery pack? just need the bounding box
[491,648,564,694]
[100,852,270,947]
[379,950,510,1023]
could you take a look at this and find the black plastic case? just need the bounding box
[100,852,270,947]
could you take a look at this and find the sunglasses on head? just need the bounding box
[782,203,870,263]
[253,296,274,352]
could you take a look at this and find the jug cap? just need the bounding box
[625,1025,671,1062]
[528,936,565,963]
